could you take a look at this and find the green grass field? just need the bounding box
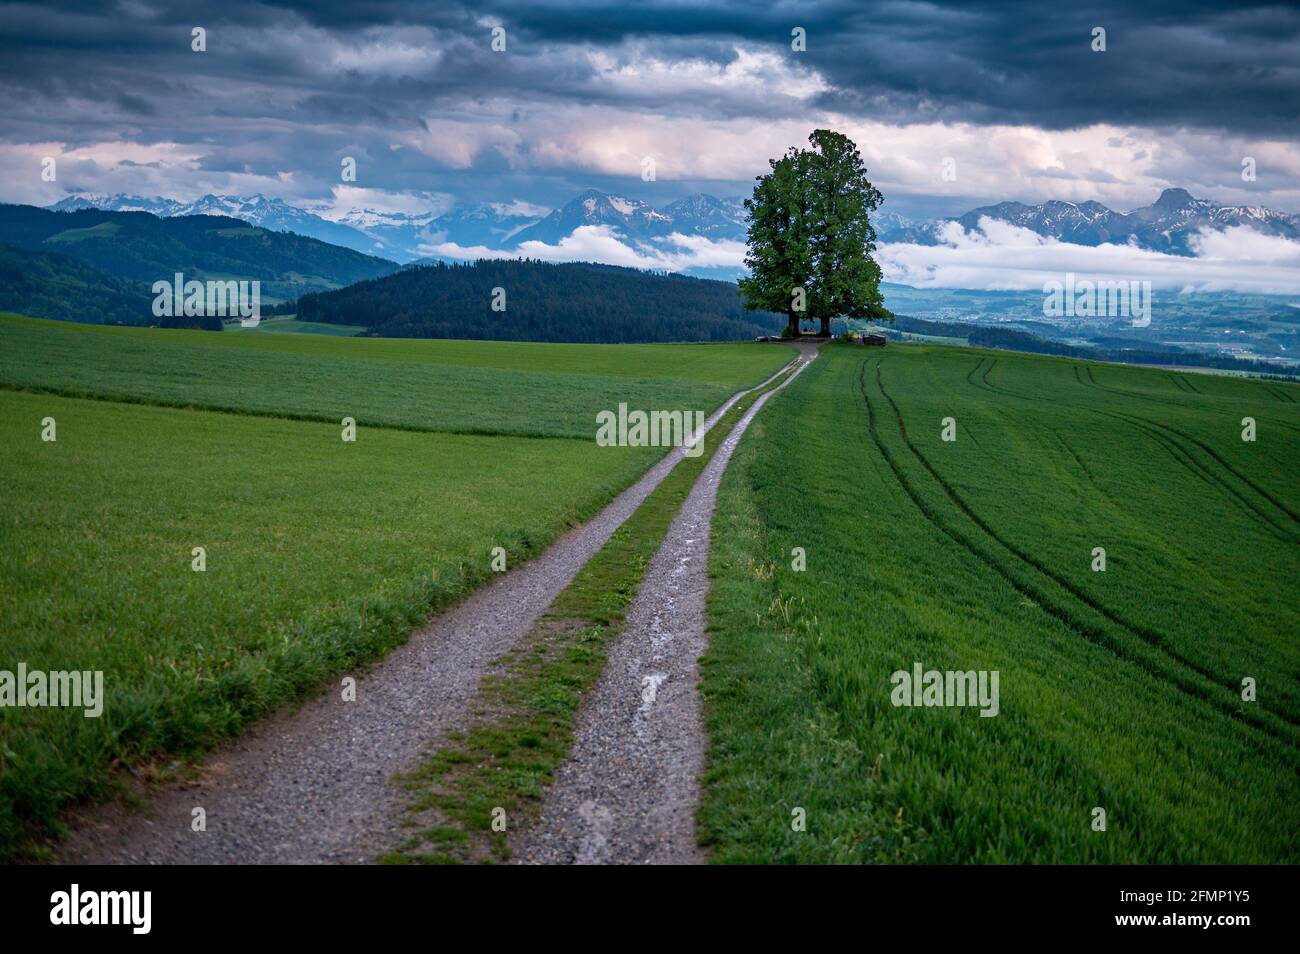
[0,314,789,858]
[701,342,1298,863]
[5,308,1295,864]
[222,316,366,336]
[0,314,789,439]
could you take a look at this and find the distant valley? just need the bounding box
[10,186,1299,365]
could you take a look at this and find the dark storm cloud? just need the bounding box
[0,0,1297,210]
[5,1,1296,135]
[486,0,1300,133]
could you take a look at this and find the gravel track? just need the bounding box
[512,342,819,865]
[54,357,799,865]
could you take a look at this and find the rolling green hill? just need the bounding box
[0,204,399,309]
[221,316,366,336]
[0,243,154,326]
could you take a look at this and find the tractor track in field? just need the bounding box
[965,358,1288,560]
[882,362,1254,697]
[1077,365,1300,526]
[52,356,803,865]
[511,341,820,865]
[1068,367,1289,540]
[974,360,1295,541]
[1131,426,1293,541]
[965,357,1097,490]
[860,359,1300,745]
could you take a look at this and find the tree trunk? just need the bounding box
[785,311,800,338]
[819,316,831,337]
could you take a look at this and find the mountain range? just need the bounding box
[503,190,747,247]
[49,187,1300,265]
[49,193,403,260]
[49,190,748,264]
[9,194,1297,360]
[879,188,1300,255]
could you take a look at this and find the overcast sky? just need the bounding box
[2,0,1298,224]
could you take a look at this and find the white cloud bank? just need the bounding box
[425,218,1300,297]
[422,225,747,273]
[878,219,1300,295]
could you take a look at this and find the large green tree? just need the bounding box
[740,130,891,337]
[805,130,889,336]
[738,148,813,338]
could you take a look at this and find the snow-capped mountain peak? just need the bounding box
[48,191,399,259]
[879,189,1300,255]
[48,193,184,216]
[506,190,747,247]
[44,187,756,262]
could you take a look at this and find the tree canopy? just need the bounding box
[739,130,891,336]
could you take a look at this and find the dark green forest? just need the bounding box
[294,260,784,342]
[0,242,155,326]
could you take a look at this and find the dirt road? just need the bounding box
[56,356,801,864]
[512,341,819,864]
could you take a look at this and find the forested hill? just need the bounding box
[293,260,784,342]
[0,242,154,326]
[0,204,399,302]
